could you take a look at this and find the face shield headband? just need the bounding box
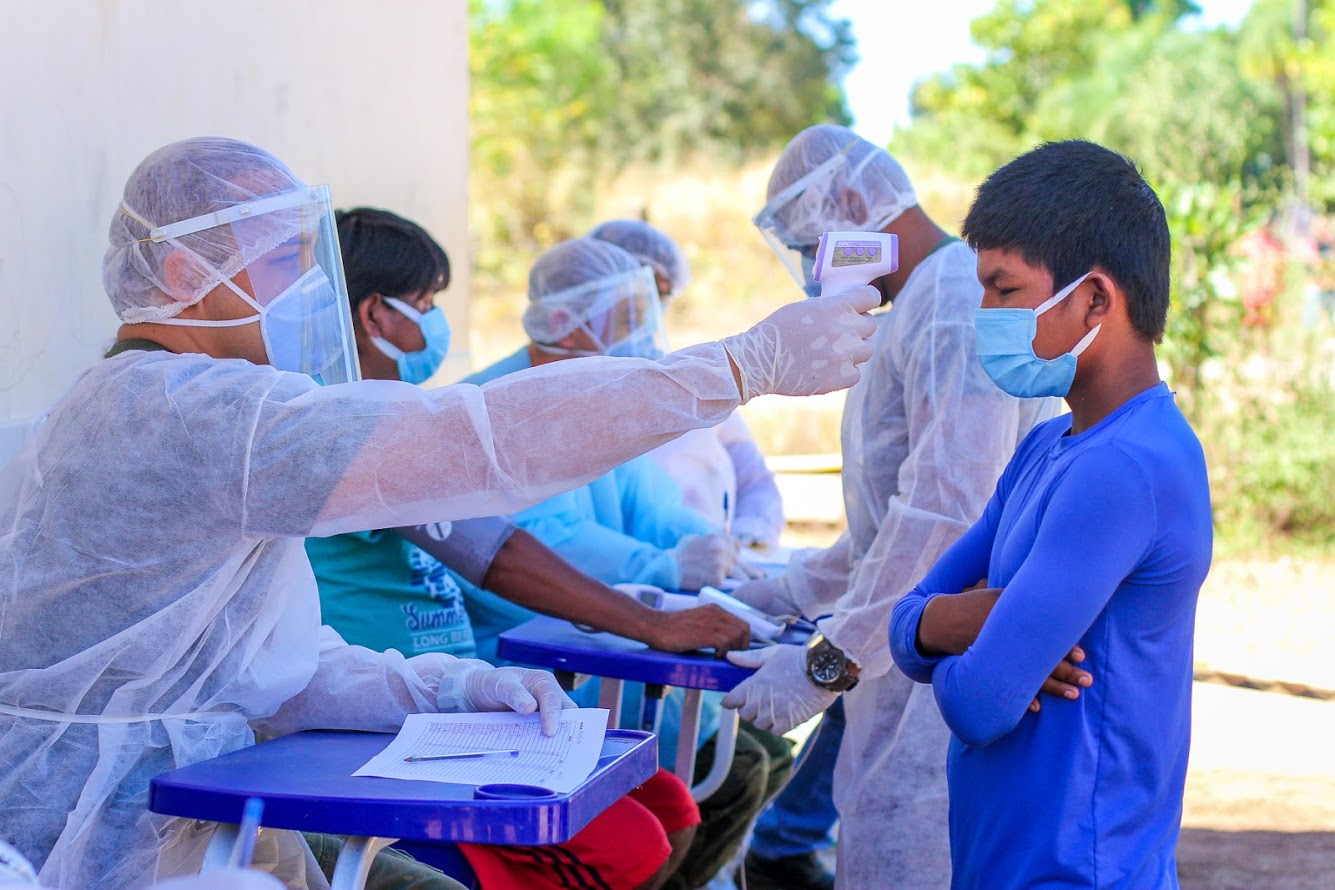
[121,186,361,385]
[528,266,668,359]
[753,141,857,294]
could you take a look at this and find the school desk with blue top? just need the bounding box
[150,727,657,890]
[497,615,811,802]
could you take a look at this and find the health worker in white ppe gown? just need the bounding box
[0,136,879,890]
[723,126,1061,889]
[587,219,785,549]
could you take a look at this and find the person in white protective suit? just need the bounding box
[720,125,1062,888]
[0,137,881,890]
[587,220,786,549]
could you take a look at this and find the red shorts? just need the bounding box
[458,768,699,890]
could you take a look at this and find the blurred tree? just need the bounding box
[1306,0,1335,184]
[598,0,855,165]
[893,0,1288,401]
[470,0,616,252]
[896,0,1139,174]
[469,0,855,265]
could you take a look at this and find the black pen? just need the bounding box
[403,749,522,763]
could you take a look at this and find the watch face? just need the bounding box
[810,650,845,684]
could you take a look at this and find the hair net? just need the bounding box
[758,124,918,250]
[523,238,650,344]
[103,136,307,323]
[587,219,691,297]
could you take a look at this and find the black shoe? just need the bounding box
[743,851,835,890]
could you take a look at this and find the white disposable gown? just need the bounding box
[0,342,743,890]
[781,242,1061,888]
[646,413,784,545]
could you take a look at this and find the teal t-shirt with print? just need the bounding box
[307,530,476,658]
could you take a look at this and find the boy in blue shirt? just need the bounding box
[889,140,1213,888]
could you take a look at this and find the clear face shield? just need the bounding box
[141,185,361,385]
[753,143,855,298]
[529,266,669,359]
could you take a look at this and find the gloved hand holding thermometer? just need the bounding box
[811,231,898,297]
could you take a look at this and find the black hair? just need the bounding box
[961,140,1171,343]
[334,207,450,312]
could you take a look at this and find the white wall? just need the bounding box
[0,0,471,462]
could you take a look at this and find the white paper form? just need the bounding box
[353,709,609,793]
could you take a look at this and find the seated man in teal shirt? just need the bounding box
[307,208,769,890]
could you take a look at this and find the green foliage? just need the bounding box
[598,0,855,166]
[1207,378,1335,551]
[469,0,854,279]
[470,0,615,256]
[1298,1,1335,203]
[1158,180,1267,399]
[893,0,1290,396]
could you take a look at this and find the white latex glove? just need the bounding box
[730,574,801,620]
[0,841,35,886]
[670,532,739,590]
[729,516,776,550]
[721,644,839,734]
[720,286,879,400]
[729,559,767,581]
[460,666,577,736]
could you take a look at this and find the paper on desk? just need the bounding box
[354,709,609,793]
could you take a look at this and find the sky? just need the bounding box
[831,0,1259,147]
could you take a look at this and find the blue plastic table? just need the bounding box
[150,728,657,890]
[498,616,811,801]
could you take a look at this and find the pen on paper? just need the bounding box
[403,749,522,763]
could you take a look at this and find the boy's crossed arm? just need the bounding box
[915,581,1092,713]
[890,444,1156,745]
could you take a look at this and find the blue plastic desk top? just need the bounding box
[497,616,812,691]
[150,728,656,846]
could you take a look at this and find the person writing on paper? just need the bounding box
[310,210,751,661]
[588,220,785,549]
[458,239,754,652]
[458,238,797,890]
[890,140,1211,889]
[721,125,1060,890]
[0,137,879,890]
[460,237,747,597]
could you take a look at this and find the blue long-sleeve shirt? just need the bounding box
[890,383,1212,889]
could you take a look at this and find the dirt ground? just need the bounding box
[1175,557,1335,889]
[782,525,1335,888]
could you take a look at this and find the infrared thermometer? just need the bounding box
[812,231,898,297]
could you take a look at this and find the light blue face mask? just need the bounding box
[371,296,451,384]
[974,271,1099,398]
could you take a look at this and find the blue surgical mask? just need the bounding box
[371,296,451,384]
[974,271,1099,398]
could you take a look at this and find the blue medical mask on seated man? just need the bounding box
[370,297,452,384]
[974,271,1099,399]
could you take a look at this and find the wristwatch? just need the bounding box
[805,633,860,692]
